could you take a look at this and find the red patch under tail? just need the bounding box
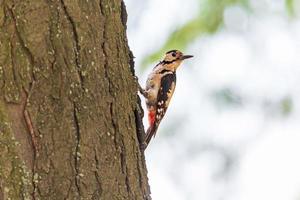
[148,110,156,127]
[145,110,157,147]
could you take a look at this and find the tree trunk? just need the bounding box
[0,0,150,199]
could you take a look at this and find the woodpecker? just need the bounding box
[138,50,193,148]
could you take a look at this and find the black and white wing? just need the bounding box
[145,72,176,145]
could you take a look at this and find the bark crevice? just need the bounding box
[22,83,38,200]
[7,5,36,82]
[120,1,127,29]
[120,138,131,196]
[60,0,84,88]
[93,148,103,199]
[72,103,81,196]
[94,150,102,188]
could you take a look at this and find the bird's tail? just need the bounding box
[144,110,158,148]
[144,125,158,148]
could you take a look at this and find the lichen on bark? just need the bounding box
[0,102,31,200]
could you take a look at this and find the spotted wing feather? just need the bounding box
[155,73,176,126]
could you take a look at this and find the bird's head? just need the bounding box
[162,50,193,70]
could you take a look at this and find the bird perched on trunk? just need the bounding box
[138,50,193,148]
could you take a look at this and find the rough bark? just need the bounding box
[0,0,150,199]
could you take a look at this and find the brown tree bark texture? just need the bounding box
[0,0,150,199]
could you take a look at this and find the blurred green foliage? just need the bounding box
[280,96,293,116]
[212,88,242,109]
[142,0,248,66]
[286,0,295,16]
[211,89,293,116]
[142,0,299,66]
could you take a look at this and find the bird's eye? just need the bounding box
[171,52,176,57]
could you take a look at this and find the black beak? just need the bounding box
[180,55,193,60]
